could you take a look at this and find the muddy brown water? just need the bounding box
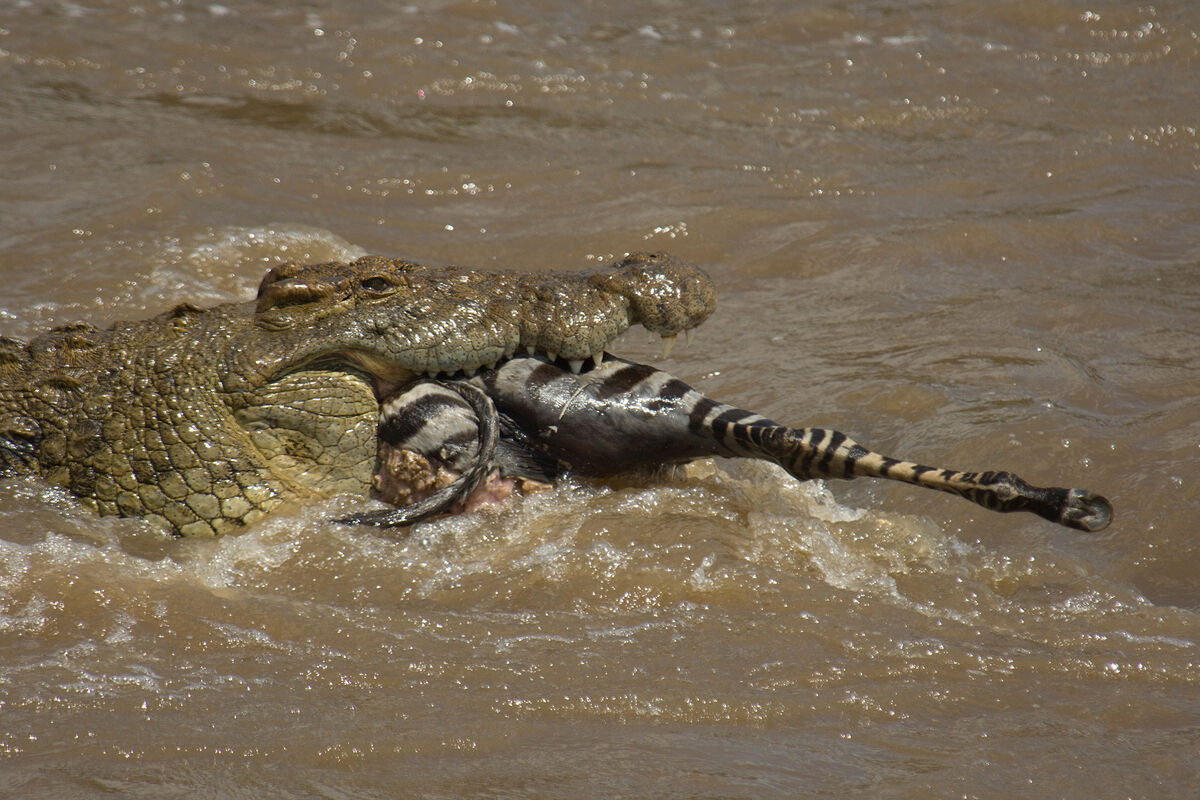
[2,1,1198,797]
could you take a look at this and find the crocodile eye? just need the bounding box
[359,276,392,293]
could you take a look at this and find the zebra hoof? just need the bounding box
[1059,488,1113,532]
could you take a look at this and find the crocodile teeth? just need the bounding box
[592,351,604,368]
[660,334,677,359]
[567,359,584,374]
[526,345,536,355]
[546,351,558,363]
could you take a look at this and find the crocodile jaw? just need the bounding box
[248,252,717,381]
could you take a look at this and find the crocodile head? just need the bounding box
[242,251,715,390]
[210,251,715,534]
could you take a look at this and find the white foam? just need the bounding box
[107,223,368,312]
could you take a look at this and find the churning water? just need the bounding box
[2,1,1198,796]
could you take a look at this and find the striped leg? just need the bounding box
[742,425,1113,532]
[474,355,1113,532]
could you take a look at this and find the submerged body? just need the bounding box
[348,355,1112,532]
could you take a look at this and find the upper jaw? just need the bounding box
[254,252,717,395]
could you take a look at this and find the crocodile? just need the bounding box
[0,250,1112,535]
[0,252,714,536]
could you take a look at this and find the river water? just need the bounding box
[1,1,1198,797]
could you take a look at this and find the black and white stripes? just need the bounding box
[376,381,484,474]
[345,354,1112,532]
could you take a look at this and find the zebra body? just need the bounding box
[344,355,1112,532]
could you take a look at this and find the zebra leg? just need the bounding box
[471,355,1113,532]
[750,426,1113,532]
[337,380,500,528]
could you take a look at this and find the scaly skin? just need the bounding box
[0,252,716,536]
